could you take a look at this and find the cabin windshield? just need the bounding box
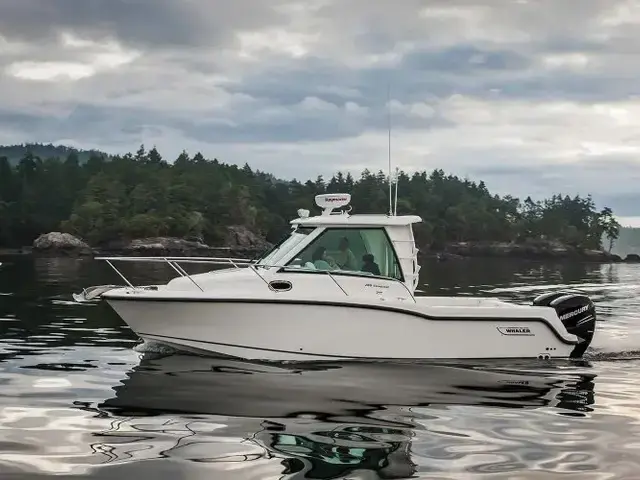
[256,226,315,267]
[285,227,403,281]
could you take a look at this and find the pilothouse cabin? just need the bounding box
[255,194,423,293]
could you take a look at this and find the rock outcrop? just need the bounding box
[101,237,223,257]
[32,232,92,255]
[97,230,272,257]
[224,226,273,254]
[624,253,640,263]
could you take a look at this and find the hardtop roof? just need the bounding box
[291,213,423,227]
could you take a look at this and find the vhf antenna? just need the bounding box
[387,83,400,216]
[387,83,392,216]
[394,166,399,216]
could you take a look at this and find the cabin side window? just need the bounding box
[285,227,403,281]
[257,227,315,266]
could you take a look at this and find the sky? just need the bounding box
[1,1,640,226]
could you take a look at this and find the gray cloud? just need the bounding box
[0,0,287,48]
[468,157,640,216]
[1,0,640,217]
[599,194,640,217]
[401,46,531,73]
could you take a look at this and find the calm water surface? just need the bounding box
[1,255,640,479]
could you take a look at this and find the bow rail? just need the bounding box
[92,255,352,297]
[88,255,416,301]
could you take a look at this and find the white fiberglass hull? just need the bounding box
[103,292,582,361]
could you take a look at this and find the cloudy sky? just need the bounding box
[2,1,640,225]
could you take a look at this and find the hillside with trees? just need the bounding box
[0,143,109,166]
[0,144,624,259]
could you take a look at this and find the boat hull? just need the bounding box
[104,295,579,361]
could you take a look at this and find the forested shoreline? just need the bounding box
[0,143,623,260]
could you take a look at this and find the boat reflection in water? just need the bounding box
[94,351,596,479]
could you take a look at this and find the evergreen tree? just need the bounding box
[0,145,619,251]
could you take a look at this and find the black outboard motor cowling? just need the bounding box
[532,291,596,358]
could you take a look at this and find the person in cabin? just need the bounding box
[361,253,381,275]
[335,236,357,270]
[312,246,334,270]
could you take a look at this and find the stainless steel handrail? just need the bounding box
[95,256,254,263]
[93,256,415,300]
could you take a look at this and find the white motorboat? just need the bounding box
[74,193,597,361]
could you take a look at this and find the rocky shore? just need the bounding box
[25,231,640,263]
[428,239,638,263]
[31,226,273,259]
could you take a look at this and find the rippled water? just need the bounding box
[1,255,640,479]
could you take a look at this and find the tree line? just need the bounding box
[0,145,621,251]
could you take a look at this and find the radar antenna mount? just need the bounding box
[315,194,351,216]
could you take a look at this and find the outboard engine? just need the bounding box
[532,291,596,358]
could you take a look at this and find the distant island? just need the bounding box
[608,227,640,258]
[0,143,634,262]
[0,143,110,166]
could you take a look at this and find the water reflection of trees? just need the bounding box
[0,255,137,351]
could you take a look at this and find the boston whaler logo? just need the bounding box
[558,305,590,321]
[497,326,534,336]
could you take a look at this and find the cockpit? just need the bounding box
[283,226,403,281]
[254,194,422,288]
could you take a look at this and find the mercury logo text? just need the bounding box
[559,305,590,321]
